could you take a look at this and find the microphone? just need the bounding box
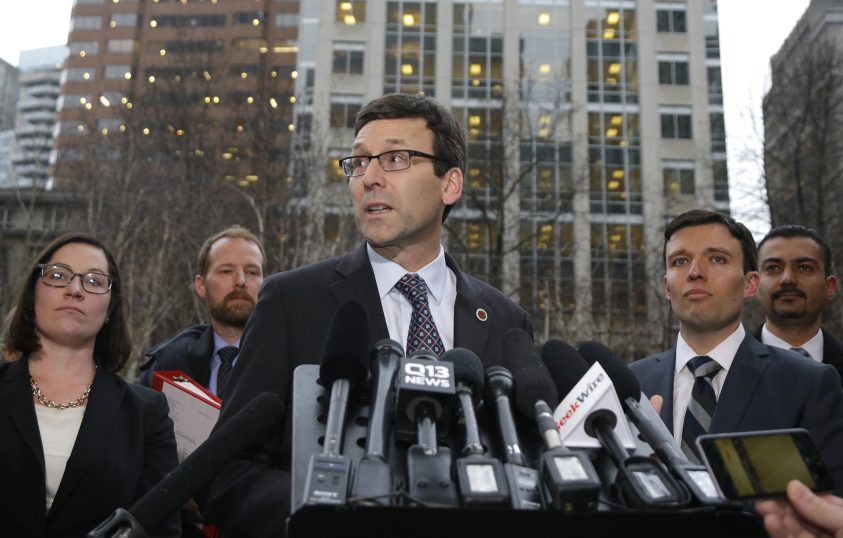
[441,348,510,506]
[505,330,600,512]
[577,341,725,505]
[350,338,404,505]
[87,391,285,537]
[396,350,458,506]
[302,301,370,506]
[542,340,687,509]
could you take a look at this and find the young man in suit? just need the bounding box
[200,94,533,537]
[138,225,265,398]
[754,225,843,382]
[630,209,843,496]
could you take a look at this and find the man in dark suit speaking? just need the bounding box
[630,209,843,496]
[200,94,533,536]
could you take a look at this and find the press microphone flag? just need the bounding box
[552,361,636,451]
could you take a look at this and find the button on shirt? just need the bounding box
[672,324,744,444]
[368,244,456,354]
[209,332,240,396]
[761,324,823,363]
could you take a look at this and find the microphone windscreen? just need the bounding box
[502,329,559,415]
[577,341,641,401]
[540,339,590,395]
[130,391,284,532]
[440,347,484,404]
[319,301,370,389]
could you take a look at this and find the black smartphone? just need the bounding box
[695,428,834,500]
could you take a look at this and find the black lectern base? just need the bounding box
[288,504,764,538]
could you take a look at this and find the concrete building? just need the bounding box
[764,0,843,240]
[298,0,728,353]
[7,47,66,190]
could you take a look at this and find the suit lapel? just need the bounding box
[186,325,215,386]
[711,335,768,433]
[447,254,491,360]
[49,369,125,514]
[651,350,677,433]
[330,244,390,343]
[0,357,45,477]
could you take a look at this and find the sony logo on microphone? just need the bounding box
[403,362,453,388]
[556,372,606,428]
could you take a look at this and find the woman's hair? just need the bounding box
[3,233,132,372]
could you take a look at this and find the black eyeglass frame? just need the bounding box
[36,263,114,295]
[337,149,443,177]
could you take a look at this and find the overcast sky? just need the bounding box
[0,1,811,236]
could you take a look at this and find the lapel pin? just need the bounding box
[475,308,488,322]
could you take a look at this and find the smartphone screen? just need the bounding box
[696,429,834,500]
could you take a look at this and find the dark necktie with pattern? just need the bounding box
[681,355,722,461]
[394,273,445,357]
[216,346,239,398]
[790,346,812,359]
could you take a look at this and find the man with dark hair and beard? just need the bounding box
[138,225,265,398]
[754,224,843,382]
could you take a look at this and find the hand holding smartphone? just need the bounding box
[695,428,834,501]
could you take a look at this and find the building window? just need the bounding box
[104,65,132,80]
[707,66,723,105]
[656,5,686,33]
[275,13,299,27]
[657,54,689,85]
[69,41,99,58]
[63,68,96,82]
[330,103,361,128]
[234,11,265,26]
[333,45,364,75]
[336,1,366,25]
[59,94,93,110]
[107,39,137,53]
[151,15,225,28]
[71,16,102,31]
[663,161,695,195]
[110,13,141,28]
[660,107,692,139]
[710,112,726,153]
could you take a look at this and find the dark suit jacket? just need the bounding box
[201,244,533,537]
[0,356,180,538]
[752,325,843,385]
[630,334,843,496]
[137,324,215,388]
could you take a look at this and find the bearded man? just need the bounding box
[138,225,265,398]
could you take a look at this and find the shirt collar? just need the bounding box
[761,323,823,361]
[367,243,447,303]
[675,323,745,377]
[212,331,239,356]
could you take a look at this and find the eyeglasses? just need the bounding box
[338,149,441,177]
[36,264,114,294]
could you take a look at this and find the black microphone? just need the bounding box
[505,330,600,512]
[397,350,458,506]
[302,301,370,506]
[87,391,285,537]
[441,348,509,506]
[577,341,725,505]
[542,340,687,509]
[350,338,404,505]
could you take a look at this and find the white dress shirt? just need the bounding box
[761,323,823,363]
[672,324,745,443]
[368,244,456,354]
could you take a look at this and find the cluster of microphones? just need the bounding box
[298,302,729,513]
[87,301,734,537]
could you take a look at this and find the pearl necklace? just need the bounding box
[30,377,92,410]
